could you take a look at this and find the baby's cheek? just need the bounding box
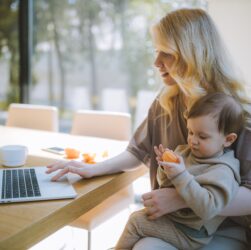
[202,145,214,155]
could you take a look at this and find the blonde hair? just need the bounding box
[151,8,250,123]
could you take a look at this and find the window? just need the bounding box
[0,1,19,114]
[0,0,207,130]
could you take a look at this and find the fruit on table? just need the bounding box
[65,148,80,159]
[82,153,96,164]
[162,150,179,163]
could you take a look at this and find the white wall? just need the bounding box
[208,0,251,91]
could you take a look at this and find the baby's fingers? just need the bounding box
[154,145,161,156]
[158,161,178,168]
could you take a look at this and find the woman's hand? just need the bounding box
[46,160,95,181]
[142,188,186,220]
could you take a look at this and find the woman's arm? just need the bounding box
[46,150,142,181]
[220,186,251,216]
[143,186,251,220]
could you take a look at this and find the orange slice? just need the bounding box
[65,148,80,159]
[82,153,96,164]
[162,150,179,163]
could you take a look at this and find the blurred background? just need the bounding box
[0,0,251,132]
[1,1,251,249]
[0,0,250,133]
[0,0,207,132]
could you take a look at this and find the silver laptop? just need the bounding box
[0,166,77,203]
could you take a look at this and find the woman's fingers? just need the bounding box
[50,166,70,181]
[142,197,154,207]
[50,165,84,181]
[46,161,67,173]
[46,160,63,169]
[142,191,152,201]
[147,211,163,220]
[142,193,158,217]
[48,161,92,181]
[143,196,163,220]
[142,188,183,220]
[145,205,158,215]
[46,160,83,174]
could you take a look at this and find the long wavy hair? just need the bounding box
[151,8,250,124]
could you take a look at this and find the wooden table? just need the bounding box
[0,126,147,250]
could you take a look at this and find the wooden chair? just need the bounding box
[70,109,133,250]
[6,103,59,132]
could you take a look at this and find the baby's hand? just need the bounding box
[154,145,179,163]
[158,154,186,179]
[154,144,165,162]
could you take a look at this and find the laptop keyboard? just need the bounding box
[1,169,41,199]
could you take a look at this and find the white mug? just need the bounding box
[0,145,28,167]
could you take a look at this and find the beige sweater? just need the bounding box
[157,145,241,235]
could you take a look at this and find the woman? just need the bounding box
[47,8,251,249]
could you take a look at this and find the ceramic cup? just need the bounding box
[0,145,28,167]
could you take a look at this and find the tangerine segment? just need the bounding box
[65,148,80,159]
[82,153,96,164]
[162,150,179,163]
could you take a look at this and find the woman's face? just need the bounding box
[154,50,177,86]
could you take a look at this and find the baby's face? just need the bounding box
[187,115,227,158]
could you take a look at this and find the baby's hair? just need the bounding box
[187,92,244,135]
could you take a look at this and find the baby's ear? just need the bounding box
[224,133,237,147]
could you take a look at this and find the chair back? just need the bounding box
[71,109,131,140]
[6,103,59,132]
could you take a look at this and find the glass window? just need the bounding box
[0,0,207,130]
[0,1,19,124]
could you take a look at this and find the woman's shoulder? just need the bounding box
[235,127,251,156]
[235,129,251,181]
[235,125,251,188]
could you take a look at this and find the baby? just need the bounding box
[115,92,244,250]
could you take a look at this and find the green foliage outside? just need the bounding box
[0,0,206,112]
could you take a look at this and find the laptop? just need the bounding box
[0,166,77,203]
